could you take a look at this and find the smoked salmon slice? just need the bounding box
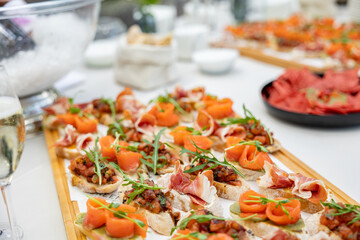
[205,98,234,119]
[149,102,179,127]
[169,126,191,146]
[266,198,301,225]
[184,135,213,152]
[83,198,108,230]
[74,116,98,134]
[99,136,117,162]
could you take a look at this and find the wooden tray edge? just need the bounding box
[44,129,86,240]
[273,148,359,205]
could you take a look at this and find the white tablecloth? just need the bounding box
[1,57,359,240]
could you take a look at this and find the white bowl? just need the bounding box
[192,49,238,74]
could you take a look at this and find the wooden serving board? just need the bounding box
[43,128,358,240]
[211,41,328,73]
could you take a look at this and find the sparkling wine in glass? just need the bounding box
[0,66,25,240]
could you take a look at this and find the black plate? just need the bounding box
[261,81,360,127]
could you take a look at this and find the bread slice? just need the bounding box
[266,139,282,153]
[74,213,143,240]
[230,162,265,181]
[118,183,176,236]
[70,165,122,194]
[231,212,309,240]
[55,145,81,160]
[166,189,223,217]
[257,183,325,213]
[213,178,250,201]
[305,212,342,240]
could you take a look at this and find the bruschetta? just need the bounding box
[181,142,250,201]
[172,209,254,240]
[118,178,180,236]
[230,190,309,239]
[257,162,330,213]
[68,139,122,194]
[306,200,360,240]
[225,139,274,180]
[75,197,148,240]
[157,161,223,216]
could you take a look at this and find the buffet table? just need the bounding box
[1,56,359,240]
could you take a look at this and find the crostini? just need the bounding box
[257,162,329,213]
[225,139,274,180]
[306,199,360,240]
[55,124,99,159]
[230,190,309,239]
[75,197,148,240]
[68,139,121,194]
[118,177,180,236]
[157,161,223,216]
[181,140,250,201]
[172,209,254,240]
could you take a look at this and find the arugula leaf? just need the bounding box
[83,137,106,185]
[244,195,291,217]
[100,98,116,120]
[111,133,138,153]
[109,162,164,204]
[321,199,360,225]
[235,140,268,153]
[220,105,273,145]
[140,128,167,174]
[69,106,81,114]
[181,141,245,178]
[171,211,225,234]
[171,232,208,240]
[107,120,126,140]
[150,93,189,115]
[87,195,146,230]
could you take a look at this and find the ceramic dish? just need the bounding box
[261,81,360,127]
[192,48,238,74]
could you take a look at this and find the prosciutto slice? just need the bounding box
[42,97,70,115]
[55,125,78,147]
[76,134,96,154]
[134,113,156,135]
[116,95,144,117]
[258,161,293,189]
[215,125,246,142]
[173,86,205,103]
[169,162,216,205]
[289,173,328,203]
[195,109,216,136]
[263,229,298,240]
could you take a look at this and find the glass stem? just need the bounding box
[1,185,18,240]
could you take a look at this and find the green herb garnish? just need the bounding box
[171,211,225,234]
[100,98,116,120]
[107,120,126,140]
[150,93,188,115]
[172,232,208,240]
[108,162,164,204]
[181,141,245,178]
[139,128,167,174]
[244,195,291,217]
[220,105,273,144]
[321,199,360,225]
[83,137,106,185]
[235,140,268,153]
[111,132,138,153]
[87,195,146,230]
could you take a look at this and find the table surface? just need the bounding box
[1,56,359,240]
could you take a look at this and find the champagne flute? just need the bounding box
[0,66,25,240]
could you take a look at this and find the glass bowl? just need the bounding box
[0,0,101,97]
